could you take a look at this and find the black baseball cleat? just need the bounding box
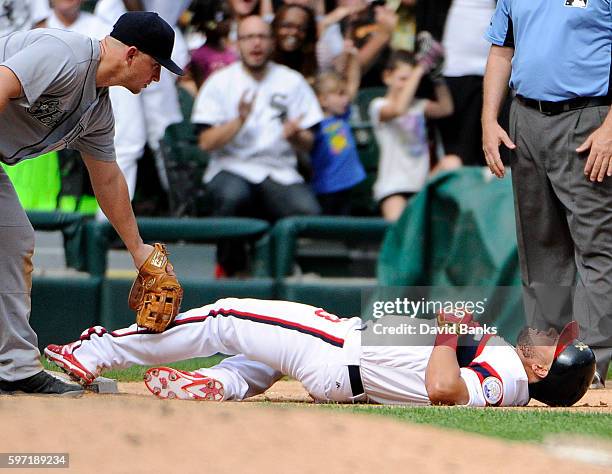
[0,371,84,396]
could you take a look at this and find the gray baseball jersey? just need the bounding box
[0,28,116,165]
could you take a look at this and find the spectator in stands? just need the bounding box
[435,0,496,166]
[389,0,419,52]
[370,50,453,221]
[192,16,322,276]
[228,0,263,43]
[183,0,238,95]
[340,1,398,88]
[230,0,262,19]
[316,2,366,72]
[0,0,49,35]
[271,4,318,84]
[311,42,365,215]
[94,0,191,213]
[261,0,326,18]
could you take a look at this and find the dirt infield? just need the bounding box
[2,381,611,474]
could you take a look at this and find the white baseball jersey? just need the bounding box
[65,298,530,405]
[359,328,529,406]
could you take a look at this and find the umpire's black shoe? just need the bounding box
[0,371,83,396]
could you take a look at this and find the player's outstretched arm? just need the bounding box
[82,155,153,269]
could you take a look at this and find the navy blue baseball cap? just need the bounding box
[110,11,184,76]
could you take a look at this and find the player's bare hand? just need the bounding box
[238,90,256,123]
[131,243,176,276]
[482,120,515,178]
[578,123,612,182]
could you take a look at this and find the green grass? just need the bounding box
[322,405,612,442]
[43,356,226,382]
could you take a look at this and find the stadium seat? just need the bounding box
[160,86,210,217]
[270,216,389,278]
[348,87,386,216]
[85,217,271,276]
[28,211,87,270]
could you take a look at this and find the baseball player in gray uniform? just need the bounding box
[0,11,184,396]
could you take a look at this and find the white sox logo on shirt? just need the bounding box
[270,93,289,122]
[27,99,65,128]
[564,0,588,8]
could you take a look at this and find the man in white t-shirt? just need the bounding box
[192,15,323,276]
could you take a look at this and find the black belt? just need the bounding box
[516,95,611,116]
[348,365,364,397]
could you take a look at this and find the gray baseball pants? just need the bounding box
[0,166,41,382]
[509,98,612,376]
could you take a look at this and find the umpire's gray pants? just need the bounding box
[0,166,41,381]
[509,99,612,374]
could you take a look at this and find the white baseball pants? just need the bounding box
[71,298,363,401]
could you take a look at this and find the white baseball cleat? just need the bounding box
[44,342,97,385]
[144,367,224,401]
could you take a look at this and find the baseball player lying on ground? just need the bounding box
[45,298,595,407]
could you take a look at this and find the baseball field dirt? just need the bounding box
[2,381,611,474]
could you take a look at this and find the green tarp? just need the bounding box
[377,167,526,342]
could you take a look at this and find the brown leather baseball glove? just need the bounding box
[128,243,183,333]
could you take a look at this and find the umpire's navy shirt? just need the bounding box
[486,0,612,101]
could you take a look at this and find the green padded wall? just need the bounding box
[30,276,102,349]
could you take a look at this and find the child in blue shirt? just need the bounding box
[311,47,366,215]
